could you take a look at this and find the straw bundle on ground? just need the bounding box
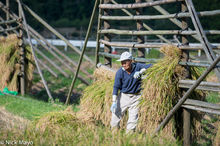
[0,34,35,92]
[78,45,204,138]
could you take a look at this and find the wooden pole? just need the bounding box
[99,29,220,35]
[65,0,99,105]
[180,2,191,144]
[183,109,191,146]
[18,2,25,95]
[95,0,103,65]
[154,55,220,134]
[103,0,112,67]
[6,0,9,29]
[17,0,54,102]
[136,0,145,58]
[99,0,183,9]
[100,10,220,20]
[99,39,220,50]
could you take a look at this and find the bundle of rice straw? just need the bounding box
[78,45,205,139]
[0,34,35,92]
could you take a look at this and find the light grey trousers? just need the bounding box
[110,92,141,132]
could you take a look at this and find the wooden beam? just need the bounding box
[18,3,25,95]
[95,0,103,65]
[100,10,220,20]
[99,29,220,35]
[99,40,220,50]
[0,19,17,25]
[179,80,220,92]
[99,0,183,9]
[183,99,220,110]
[181,105,220,115]
[136,0,145,58]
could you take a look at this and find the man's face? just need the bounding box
[121,60,132,70]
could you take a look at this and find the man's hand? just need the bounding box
[133,68,146,79]
[111,101,117,113]
[133,71,141,79]
[111,95,117,113]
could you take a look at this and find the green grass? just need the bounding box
[206,92,220,104]
[0,95,67,120]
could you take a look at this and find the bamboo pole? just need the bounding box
[95,0,103,65]
[154,55,220,134]
[65,0,99,105]
[99,39,220,49]
[22,4,95,66]
[136,0,145,58]
[37,59,58,78]
[185,0,220,81]
[110,0,171,43]
[99,0,183,9]
[17,0,54,102]
[99,29,220,35]
[100,9,220,20]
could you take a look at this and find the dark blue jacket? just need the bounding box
[113,63,152,95]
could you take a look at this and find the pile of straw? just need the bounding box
[0,34,35,92]
[78,45,204,138]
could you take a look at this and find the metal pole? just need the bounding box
[65,0,99,104]
[154,55,220,134]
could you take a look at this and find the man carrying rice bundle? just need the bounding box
[110,51,152,133]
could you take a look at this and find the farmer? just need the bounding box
[110,51,152,133]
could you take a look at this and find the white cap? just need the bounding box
[117,51,132,61]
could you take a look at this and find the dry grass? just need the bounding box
[0,107,29,139]
[0,34,35,92]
